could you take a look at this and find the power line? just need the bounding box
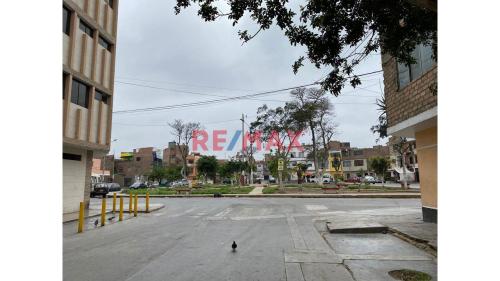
[115,80,303,103]
[113,70,382,115]
[116,76,256,92]
[113,81,321,114]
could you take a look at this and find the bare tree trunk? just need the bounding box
[310,122,322,186]
[402,164,408,189]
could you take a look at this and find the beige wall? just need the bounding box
[415,126,437,209]
[63,0,119,217]
[63,146,88,213]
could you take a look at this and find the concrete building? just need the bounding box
[381,41,437,222]
[163,141,186,167]
[63,0,119,219]
[326,141,390,180]
[114,147,160,187]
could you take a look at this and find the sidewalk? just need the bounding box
[323,209,437,252]
[248,185,265,195]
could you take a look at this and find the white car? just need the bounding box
[363,176,380,184]
[322,176,333,183]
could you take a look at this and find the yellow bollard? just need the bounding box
[101,195,106,226]
[146,192,150,213]
[129,193,132,213]
[78,202,84,233]
[112,193,117,213]
[119,196,124,221]
[134,194,138,217]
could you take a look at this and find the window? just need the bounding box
[63,6,71,35]
[104,0,114,8]
[95,90,109,104]
[71,79,89,108]
[63,153,81,161]
[397,43,436,89]
[353,150,363,156]
[79,19,94,37]
[98,36,112,51]
[343,160,351,167]
[354,160,364,166]
[341,150,349,157]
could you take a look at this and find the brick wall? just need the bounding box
[382,54,437,127]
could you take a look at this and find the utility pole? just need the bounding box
[240,113,246,185]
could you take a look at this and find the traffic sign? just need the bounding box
[277,159,284,171]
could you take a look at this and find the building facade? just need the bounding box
[114,147,160,187]
[63,0,119,218]
[382,42,437,222]
[324,141,390,180]
[163,141,186,167]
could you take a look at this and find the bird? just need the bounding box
[108,216,115,221]
[94,219,99,227]
[231,241,237,252]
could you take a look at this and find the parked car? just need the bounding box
[129,182,147,189]
[91,183,110,197]
[108,183,121,192]
[268,176,276,184]
[345,176,361,183]
[222,179,232,185]
[171,179,189,188]
[322,175,333,183]
[362,176,381,184]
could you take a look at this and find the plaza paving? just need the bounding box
[64,197,436,281]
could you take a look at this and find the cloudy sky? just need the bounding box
[110,0,387,160]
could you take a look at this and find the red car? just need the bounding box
[345,177,361,183]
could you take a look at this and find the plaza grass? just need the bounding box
[124,188,176,195]
[262,186,279,194]
[191,186,253,194]
[124,185,254,195]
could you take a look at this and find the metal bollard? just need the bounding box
[134,194,138,217]
[119,196,124,221]
[78,202,84,233]
[101,195,106,226]
[146,192,150,213]
[129,193,132,213]
[112,193,117,213]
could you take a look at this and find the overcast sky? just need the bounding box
[110,0,387,160]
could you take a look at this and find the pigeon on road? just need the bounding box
[232,241,237,252]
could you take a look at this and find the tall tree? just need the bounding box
[174,0,437,96]
[165,165,183,182]
[288,87,329,185]
[196,155,219,182]
[368,156,391,187]
[148,166,167,184]
[251,103,305,189]
[168,119,202,179]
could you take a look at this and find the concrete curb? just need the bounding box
[389,227,437,254]
[117,193,421,199]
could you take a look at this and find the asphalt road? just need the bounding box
[63,197,432,281]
